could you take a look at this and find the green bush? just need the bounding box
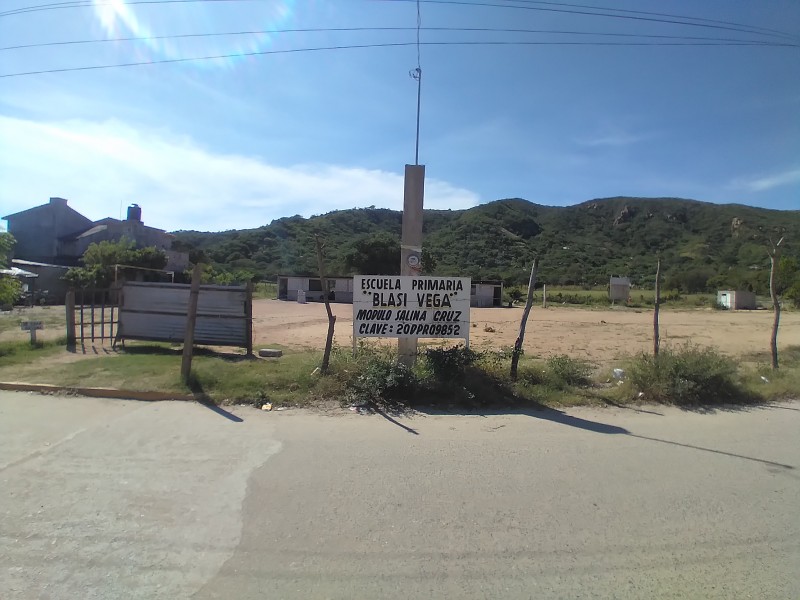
[627,345,748,405]
[545,355,592,388]
[518,355,592,390]
[331,346,420,408]
[424,345,482,381]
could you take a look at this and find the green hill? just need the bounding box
[172,197,799,294]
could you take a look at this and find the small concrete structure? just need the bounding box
[278,276,354,303]
[258,348,283,358]
[470,281,503,307]
[609,276,631,302]
[717,289,756,310]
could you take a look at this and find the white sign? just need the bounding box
[20,321,44,331]
[353,276,470,339]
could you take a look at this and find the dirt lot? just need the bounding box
[2,300,797,368]
[253,300,800,366]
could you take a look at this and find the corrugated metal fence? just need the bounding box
[118,282,252,351]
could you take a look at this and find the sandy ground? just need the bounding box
[2,301,797,367]
[2,391,798,599]
[253,300,800,366]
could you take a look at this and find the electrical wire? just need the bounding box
[487,0,799,42]
[2,39,796,79]
[374,0,800,44]
[2,26,792,53]
[3,0,798,45]
[1,0,262,17]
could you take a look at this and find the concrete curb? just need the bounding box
[0,382,196,402]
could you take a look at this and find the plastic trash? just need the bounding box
[760,376,770,384]
[612,368,625,380]
[261,403,273,411]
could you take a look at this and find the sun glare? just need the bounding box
[91,0,297,69]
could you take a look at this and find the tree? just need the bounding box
[767,237,785,370]
[65,238,168,288]
[0,232,21,306]
[343,233,401,275]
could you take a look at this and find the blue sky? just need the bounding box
[1,0,798,232]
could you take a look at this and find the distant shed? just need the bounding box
[609,276,631,302]
[471,281,503,307]
[717,290,756,310]
[277,276,354,303]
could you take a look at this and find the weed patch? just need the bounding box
[624,345,756,406]
[0,338,65,368]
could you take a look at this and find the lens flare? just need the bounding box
[92,0,297,69]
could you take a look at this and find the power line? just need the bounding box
[0,0,263,18]
[2,39,796,79]
[2,26,791,53]
[488,0,799,42]
[374,0,800,44]
[4,0,799,44]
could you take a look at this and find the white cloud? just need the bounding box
[734,168,800,193]
[0,116,480,231]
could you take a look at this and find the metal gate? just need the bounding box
[66,287,120,348]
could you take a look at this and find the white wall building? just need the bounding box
[277,276,503,307]
[716,289,756,310]
[277,276,354,303]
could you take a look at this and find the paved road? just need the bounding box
[1,391,798,599]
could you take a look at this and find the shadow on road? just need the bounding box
[188,376,243,423]
[418,406,630,435]
[414,404,796,470]
[628,433,795,470]
[369,403,419,435]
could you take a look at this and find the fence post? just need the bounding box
[181,264,203,384]
[245,281,253,356]
[65,289,76,350]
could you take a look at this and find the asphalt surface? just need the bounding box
[1,391,798,599]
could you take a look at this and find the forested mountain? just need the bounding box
[172,197,799,293]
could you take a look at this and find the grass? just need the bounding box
[2,336,796,409]
[0,337,66,369]
[740,346,800,402]
[507,286,726,310]
[619,344,754,406]
[0,305,67,335]
[0,341,322,406]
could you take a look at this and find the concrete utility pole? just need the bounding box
[398,164,425,365]
[397,0,425,366]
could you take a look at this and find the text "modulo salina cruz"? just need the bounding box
[353,276,471,339]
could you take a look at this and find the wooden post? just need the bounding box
[768,237,784,370]
[181,263,203,383]
[79,289,84,347]
[65,289,76,349]
[542,284,547,309]
[90,289,96,342]
[245,281,254,356]
[511,259,539,380]
[653,259,661,357]
[315,235,337,374]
